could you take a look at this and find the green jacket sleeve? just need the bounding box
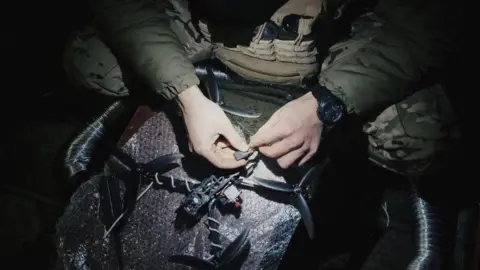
[88,0,199,99]
[318,0,458,115]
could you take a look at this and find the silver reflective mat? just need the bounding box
[56,92,305,270]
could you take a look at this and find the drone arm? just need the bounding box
[153,174,199,193]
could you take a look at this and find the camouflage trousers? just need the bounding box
[63,22,458,177]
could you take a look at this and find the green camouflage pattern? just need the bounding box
[64,0,212,97]
[63,0,459,175]
[364,84,458,175]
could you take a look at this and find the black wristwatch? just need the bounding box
[311,85,346,128]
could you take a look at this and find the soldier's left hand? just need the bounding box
[250,92,323,169]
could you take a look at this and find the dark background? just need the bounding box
[0,1,475,270]
[1,2,111,268]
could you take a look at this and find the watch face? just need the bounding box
[328,104,344,122]
[320,102,344,124]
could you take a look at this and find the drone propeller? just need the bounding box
[205,66,262,119]
[217,229,250,265]
[111,148,186,188]
[101,150,185,234]
[248,177,294,193]
[141,153,185,172]
[249,162,326,239]
[111,147,184,173]
[169,229,250,269]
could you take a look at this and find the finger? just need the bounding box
[258,137,302,158]
[220,123,249,152]
[216,147,249,167]
[250,113,280,147]
[215,138,232,149]
[250,123,290,148]
[216,140,250,162]
[277,147,309,169]
[216,147,238,159]
[299,135,321,166]
[202,148,247,169]
[298,149,315,166]
[250,130,286,148]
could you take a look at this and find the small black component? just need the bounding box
[234,151,251,161]
[181,174,241,217]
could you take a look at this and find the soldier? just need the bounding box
[64,0,460,176]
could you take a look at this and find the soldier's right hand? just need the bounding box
[177,85,249,169]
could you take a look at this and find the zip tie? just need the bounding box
[382,201,390,228]
[184,177,191,192]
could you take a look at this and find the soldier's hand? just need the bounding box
[178,85,249,169]
[250,92,323,169]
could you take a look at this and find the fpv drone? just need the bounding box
[99,147,327,269]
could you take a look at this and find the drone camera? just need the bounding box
[182,192,210,216]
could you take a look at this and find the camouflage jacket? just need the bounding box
[88,0,458,115]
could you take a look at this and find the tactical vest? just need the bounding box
[196,0,327,86]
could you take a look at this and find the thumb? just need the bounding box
[220,124,249,152]
[250,114,278,147]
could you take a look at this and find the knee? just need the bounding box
[63,27,129,97]
[364,84,460,176]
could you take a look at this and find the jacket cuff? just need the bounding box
[156,73,200,100]
[318,74,356,114]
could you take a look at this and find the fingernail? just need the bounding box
[240,143,249,152]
